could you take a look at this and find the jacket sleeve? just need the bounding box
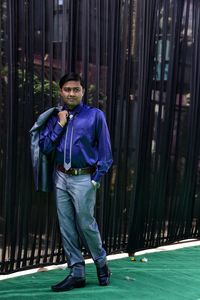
[39,116,65,155]
[91,110,113,182]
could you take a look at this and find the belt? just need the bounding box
[56,165,96,175]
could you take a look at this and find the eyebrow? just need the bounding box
[63,86,81,88]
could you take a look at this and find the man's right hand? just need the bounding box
[58,110,69,127]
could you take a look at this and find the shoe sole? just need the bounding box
[51,281,86,292]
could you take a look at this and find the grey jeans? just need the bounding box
[54,170,107,277]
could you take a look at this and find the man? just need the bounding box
[39,72,113,292]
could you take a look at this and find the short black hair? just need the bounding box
[59,72,85,89]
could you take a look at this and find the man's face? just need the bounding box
[60,80,84,109]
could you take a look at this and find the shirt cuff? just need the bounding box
[51,122,65,141]
[55,122,65,133]
[91,171,101,182]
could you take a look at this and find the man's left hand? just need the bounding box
[91,180,100,190]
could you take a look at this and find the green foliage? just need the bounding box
[87,84,107,108]
[17,67,60,101]
[33,74,60,100]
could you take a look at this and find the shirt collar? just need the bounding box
[63,101,83,114]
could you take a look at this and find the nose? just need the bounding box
[69,89,75,96]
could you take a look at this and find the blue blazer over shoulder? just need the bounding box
[30,107,59,192]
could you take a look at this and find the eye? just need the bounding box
[62,87,81,93]
[63,87,71,92]
[74,87,81,93]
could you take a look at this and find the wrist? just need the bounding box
[58,121,66,127]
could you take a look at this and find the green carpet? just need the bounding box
[1,246,200,300]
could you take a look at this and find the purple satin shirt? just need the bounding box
[39,102,113,182]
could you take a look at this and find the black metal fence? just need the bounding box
[0,0,200,274]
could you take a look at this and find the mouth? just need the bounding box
[66,98,77,103]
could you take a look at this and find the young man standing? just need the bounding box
[39,72,113,292]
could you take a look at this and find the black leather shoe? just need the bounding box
[96,263,111,286]
[51,275,86,292]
